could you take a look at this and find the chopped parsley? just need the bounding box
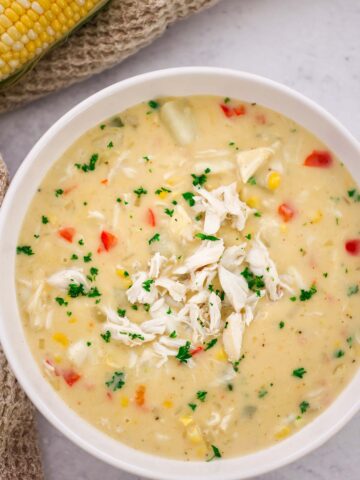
[16,245,34,256]
[87,287,101,298]
[131,305,138,310]
[83,252,92,263]
[143,155,150,162]
[164,208,174,217]
[55,297,68,306]
[347,336,353,347]
[279,321,285,329]
[347,285,359,296]
[196,390,207,402]
[258,388,268,398]
[175,341,192,363]
[188,403,197,411]
[254,211,262,217]
[182,192,195,206]
[55,188,63,197]
[299,400,310,413]
[100,124,106,130]
[148,100,159,109]
[41,215,49,224]
[117,309,126,317]
[100,330,111,343]
[75,153,99,172]
[120,331,145,341]
[169,330,177,338]
[78,239,84,246]
[195,233,220,241]
[148,233,160,244]
[107,141,114,149]
[289,296,297,302]
[299,285,317,301]
[133,186,148,198]
[105,371,125,391]
[143,303,150,312]
[142,279,154,292]
[155,186,171,195]
[71,254,78,260]
[207,445,222,462]
[334,349,345,358]
[191,169,210,187]
[245,233,252,240]
[247,176,257,185]
[86,341,92,346]
[241,267,265,293]
[347,188,360,202]
[292,367,307,379]
[204,338,217,351]
[67,283,85,298]
[87,267,98,281]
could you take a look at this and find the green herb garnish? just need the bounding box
[292,367,307,379]
[182,192,195,206]
[195,233,220,241]
[16,245,34,256]
[105,371,125,391]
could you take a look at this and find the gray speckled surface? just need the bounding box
[0,0,359,479]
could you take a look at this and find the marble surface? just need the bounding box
[0,0,359,478]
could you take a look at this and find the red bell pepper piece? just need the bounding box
[147,208,156,227]
[220,104,246,118]
[190,346,204,356]
[345,239,360,256]
[304,150,332,168]
[62,369,81,387]
[278,203,295,222]
[100,230,117,251]
[58,227,75,243]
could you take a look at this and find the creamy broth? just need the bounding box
[16,96,360,461]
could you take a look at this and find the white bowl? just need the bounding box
[0,67,359,480]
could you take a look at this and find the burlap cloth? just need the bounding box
[0,0,219,114]
[0,1,219,478]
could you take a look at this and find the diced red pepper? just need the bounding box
[255,113,267,124]
[100,178,108,185]
[135,385,146,407]
[63,185,77,195]
[220,104,246,118]
[106,391,113,400]
[58,227,75,243]
[190,346,204,356]
[304,150,332,168]
[100,230,117,251]
[147,208,156,227]
[62,369,81,387]
[345,239,360,256]
[278,203,295,222]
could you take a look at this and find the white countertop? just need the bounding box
[0,0,359,479]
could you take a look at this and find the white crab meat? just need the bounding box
[155,277,187,302]
[126,271,158,304]
[246,236,283,300]
[67,340,88,367]
[218,265,249,312]
[208,291,222,333]
[148,252,167,279]
[174,239,224,274]
[169,204,196,242]
[220,244,247,272]
[222,312,245,362]
[47,268,88,290]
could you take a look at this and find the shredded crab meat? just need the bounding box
[193,183,251,234]
[102,307,155,346]
[236,144,277,183]
[155,277,187,302]
[246,236,284,301]
[126,271,158,305]
[174,239,224,274]
[222,312,245,361]
[218,265,249,312]
[220,244,247,273]
[148,252,167,279]
[47,268,89,290]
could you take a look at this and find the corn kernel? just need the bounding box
[158,191,168,200]
[52,332,69,347]
[5,8,19,23]
[275,425,291,440]
[179,416,193,427]
[280,223,288,234]
[186,425,203,444]
[68,317,77,324]
[163,400,173,408]
[267,171,282,190]
[167,176,180,186]
[0,14,12,28]
[54,354,62,363]
[215,348,227,362]
[247,196,260,209]
[310,210,323,224]
[120,396,129,408]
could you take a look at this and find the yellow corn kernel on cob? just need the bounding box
[0,1,109,87]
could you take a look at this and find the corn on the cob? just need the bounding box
[0,0,109,87]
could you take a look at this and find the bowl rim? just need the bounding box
[0,66,359,480]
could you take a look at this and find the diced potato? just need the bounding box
[160,100,196,146]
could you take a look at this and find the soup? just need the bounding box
[16,96,360,461]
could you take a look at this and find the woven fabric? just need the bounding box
[0,156,44,480]
[0,0,218,114]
